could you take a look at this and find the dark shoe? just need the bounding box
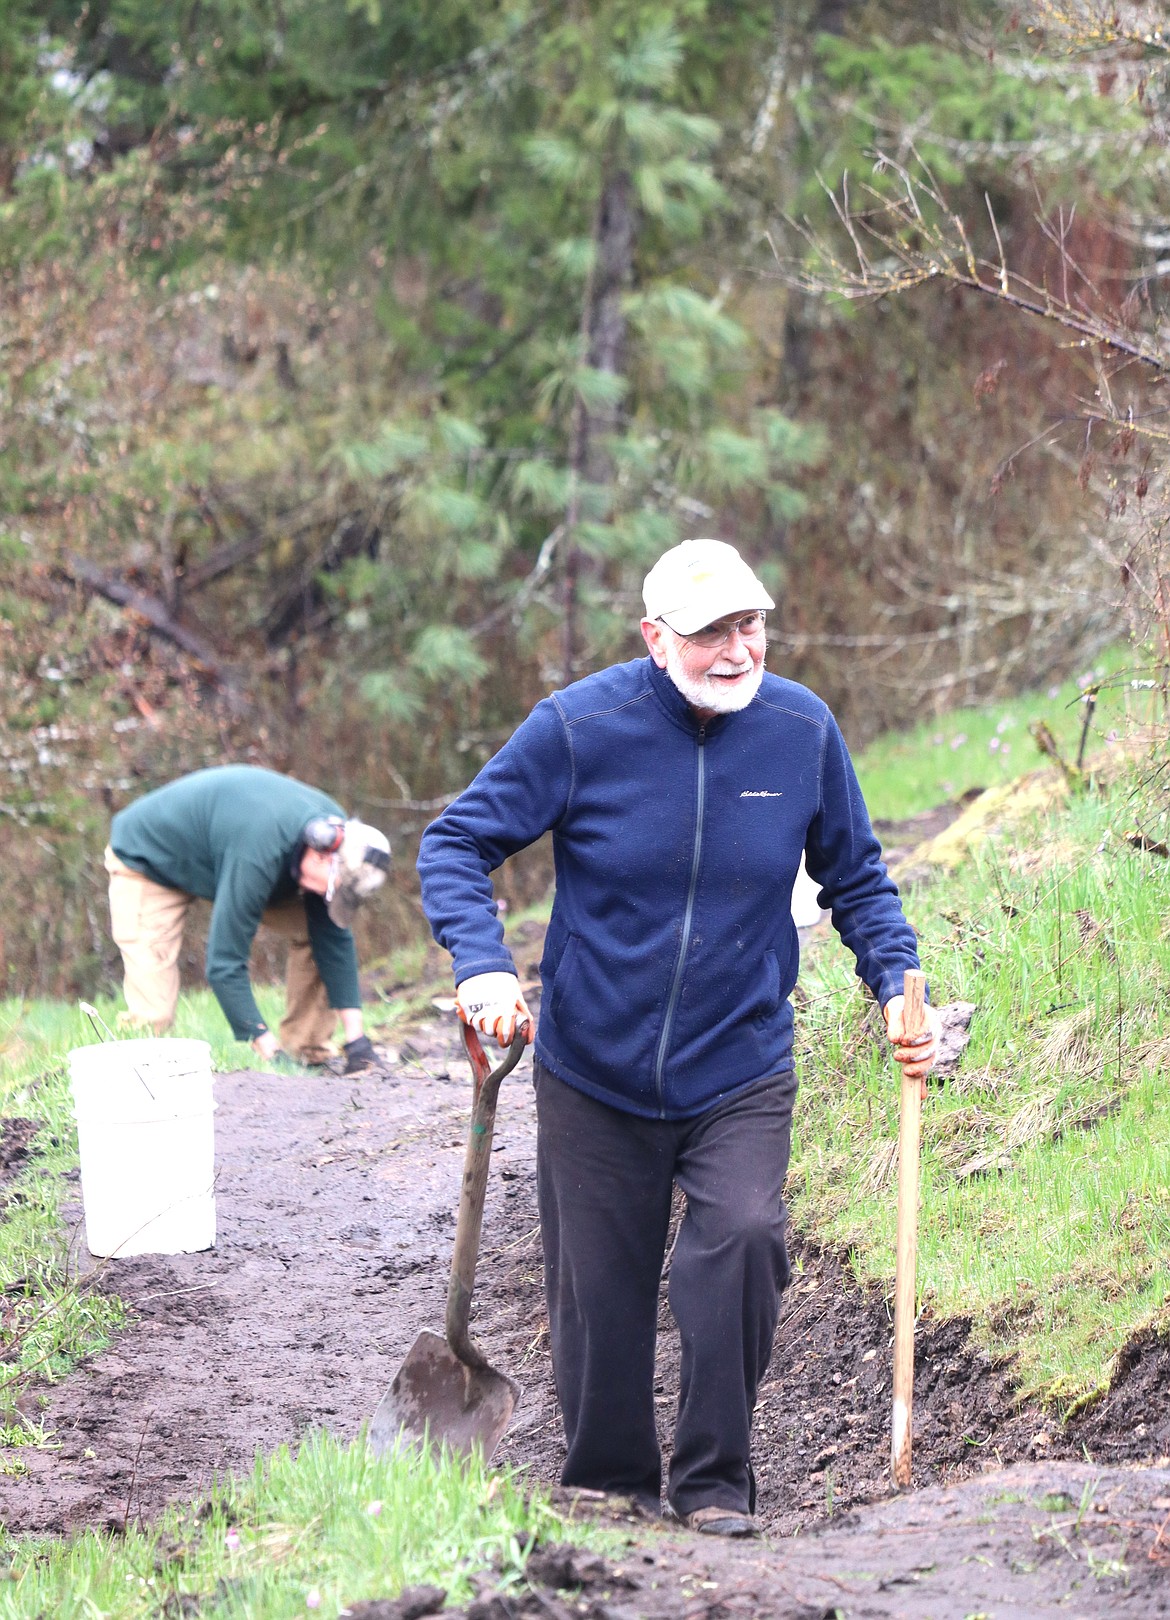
[679,1504,758,1538]
[342,1034,378,1074]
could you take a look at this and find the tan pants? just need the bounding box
[104,847,339,1060]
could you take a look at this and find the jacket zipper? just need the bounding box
[652,725,706,1116]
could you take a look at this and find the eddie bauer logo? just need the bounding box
[740,789,782,797]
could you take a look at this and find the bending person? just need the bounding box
[105,764,390,1074]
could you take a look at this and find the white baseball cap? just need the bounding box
[642,539,774,636]
[327,820,391,928]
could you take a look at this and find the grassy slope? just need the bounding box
[792,785,1170,1404]
[799,646,1170,1402]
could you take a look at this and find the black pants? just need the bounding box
[534,1061,796,1515]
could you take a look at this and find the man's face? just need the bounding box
[641,609,766,717]
[298,847,336,896]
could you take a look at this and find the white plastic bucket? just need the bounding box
[791,853,827,929]
[69,1038,216,1258]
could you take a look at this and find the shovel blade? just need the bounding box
[368,1330,520,1462]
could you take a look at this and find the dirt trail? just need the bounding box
[3,1006,1168,1615]
[3,793,1169,1611]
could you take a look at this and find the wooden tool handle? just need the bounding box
[891,968,926,1488]
[445,1026,527,1367]
[902,969,926,1040]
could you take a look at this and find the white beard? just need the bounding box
[662,637,765,715]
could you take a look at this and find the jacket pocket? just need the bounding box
[548,932,581,1025]
[752,949,781,1022]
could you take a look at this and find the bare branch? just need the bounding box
[777,162,1170,378]
[985,193,1009,295]
[58,554,236,687]
[468,523,565,635]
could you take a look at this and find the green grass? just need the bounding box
[2,992,278,1098]
[853,641,1148,819]
[0,1430,580,1617]
[792,776,1170,1405]
[0,1001,140,1432]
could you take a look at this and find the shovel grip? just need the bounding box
[446,1025,528,1365]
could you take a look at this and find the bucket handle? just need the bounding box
[77,1002,156,1100]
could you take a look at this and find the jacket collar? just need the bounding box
[645,656,733,735]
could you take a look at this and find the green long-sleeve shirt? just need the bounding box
[110,765,362,1041]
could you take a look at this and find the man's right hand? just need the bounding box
[882,994,941,1099]
[455,971,534,1048]
[252,1030,281,1061]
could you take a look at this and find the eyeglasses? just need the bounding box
[660,611,767,648]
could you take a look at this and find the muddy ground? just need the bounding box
[2,1008,1168,1615]
[2,798,1169,1613]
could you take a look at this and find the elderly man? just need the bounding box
[418,539,939,1535]
[105,764,391,1073]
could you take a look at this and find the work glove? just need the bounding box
[455,971,534,1049]
[342,1034,378,1075]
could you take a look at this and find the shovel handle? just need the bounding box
[445,1024,528,1367]
[892,968,926,1488]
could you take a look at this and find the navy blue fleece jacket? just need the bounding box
[417,658,921,1119]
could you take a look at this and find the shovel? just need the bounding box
[368,1022,528,1461]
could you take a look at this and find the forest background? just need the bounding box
[2,0,1167,1002]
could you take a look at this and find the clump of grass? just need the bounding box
[0,1429,586,1617]
[0,1009,132,1429]
[1037,1009,1096,1076]
[792,768,1170,1407]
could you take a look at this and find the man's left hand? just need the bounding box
[883,995,942,1095]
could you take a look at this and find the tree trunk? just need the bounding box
[563,166,635,683]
